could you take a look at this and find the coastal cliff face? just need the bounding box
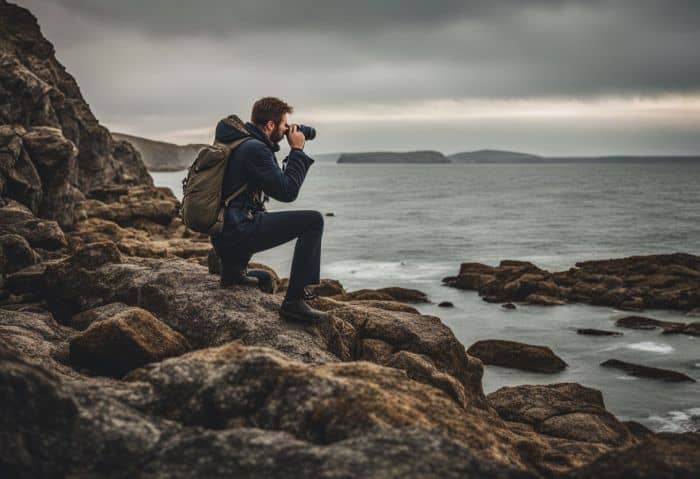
[0,0,151,228]
[0,2,698,478]
[112,132,207,172]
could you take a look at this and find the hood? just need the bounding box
[214,114,249,143]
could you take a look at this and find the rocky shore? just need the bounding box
[0,2,698,478]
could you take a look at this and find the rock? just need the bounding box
[20,126,83,227]
[576,328,623,336]
[686,307,700,317]
[662,321,700,337]
[525,294,565,306]
[622,421,654,439]
[438,301,454,308]
[487,383,634,446]
[0,2,151,192]
[69,307,190,377]
[502,302,517,310]
[445,253,700,312]
[4,262,46,294]
[43,242,124,320]
[0,200,67,249]
[325,212,335,216]
[569,432,700,479]
[467,340,567,373]
[0,233,38,274]
[79,185,179,227]
[615,315,684,332]
[332,286,429,303]
[600,359,696,382]
[68,301,131,331]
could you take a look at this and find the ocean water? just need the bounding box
[153,160,700,432]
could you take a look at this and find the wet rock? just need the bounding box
[600,359,696,382]
[686,307,700,317]
[615,315,684,332]
[569,432,700,479]
[438,301,454,308]
[70,307,190,377]
[467,340,567,373]
[502,302,517,310]
[662,322,700,337]
[576,328,623,336]
[325,212,335,216]
[525,294,566,306]
[487,383,634,446]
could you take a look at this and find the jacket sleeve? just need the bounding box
[245,143,314,202]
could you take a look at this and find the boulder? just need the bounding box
[601,359,696,382]
[69,307,190,377]
[615,315,684,332]
[487,383,634,447]
[332,286,429,303]
[467,340,567,373]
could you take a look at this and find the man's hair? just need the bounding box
[251,97,293,126]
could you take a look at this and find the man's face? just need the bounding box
[269,113,290,144]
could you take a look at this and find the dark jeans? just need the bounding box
[211,208,324,301]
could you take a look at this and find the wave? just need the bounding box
[623,341,675,354]
[648,407,700,433]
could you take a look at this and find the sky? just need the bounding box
[14,0,700,155]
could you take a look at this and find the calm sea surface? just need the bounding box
[153,160,700,432]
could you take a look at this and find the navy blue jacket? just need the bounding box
[215,118,315,210]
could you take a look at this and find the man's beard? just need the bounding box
[270,124,285,144]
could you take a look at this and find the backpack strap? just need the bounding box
[216,136,252,207]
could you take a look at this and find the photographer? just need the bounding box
[210,97,328,324]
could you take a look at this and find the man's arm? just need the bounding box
[245,144,314,203]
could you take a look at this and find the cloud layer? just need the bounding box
[15,0,700,154]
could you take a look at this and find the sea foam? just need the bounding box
[623,341,674,354]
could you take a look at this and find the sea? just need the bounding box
[152,158,700,433]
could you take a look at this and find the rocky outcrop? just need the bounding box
[600,359,696,383]
[443,254,700,312]
[113,132,206,172]
[467,340,567,373]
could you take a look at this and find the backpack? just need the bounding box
[180,115,251,236]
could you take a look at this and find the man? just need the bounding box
[210,97,329,324]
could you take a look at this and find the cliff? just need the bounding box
[113,132,206,172]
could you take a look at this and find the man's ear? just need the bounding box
[265,120,275,133]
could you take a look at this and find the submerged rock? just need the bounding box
[600,359,696,383]
[467,340,567,373]
[576,328,623,336]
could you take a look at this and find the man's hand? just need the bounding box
[286,124,305,150]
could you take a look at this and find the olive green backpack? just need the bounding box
[180,115,251,235]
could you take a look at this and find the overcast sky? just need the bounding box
[15,0,700,155]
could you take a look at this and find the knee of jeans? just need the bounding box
[311,210,324,230]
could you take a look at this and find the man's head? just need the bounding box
[251,97,293,144]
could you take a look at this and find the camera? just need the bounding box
[289,124,316,141]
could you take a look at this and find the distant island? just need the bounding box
[449,149,542,163]
[113,132,207,172]
[337,148,700,164]
[337,151,449,163]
